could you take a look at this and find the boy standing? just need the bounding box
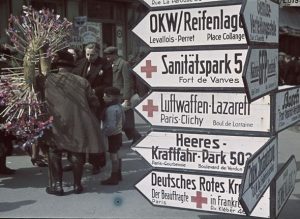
[101,87,125,185]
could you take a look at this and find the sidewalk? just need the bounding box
[0,125,299,218]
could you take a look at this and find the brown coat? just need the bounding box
[72,57,112,114]
[112,56,134,100]
[44,70,103,153]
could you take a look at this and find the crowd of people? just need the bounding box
[0,42,149,196]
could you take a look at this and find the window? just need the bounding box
[88,1,114,20]
[30,0,63,15]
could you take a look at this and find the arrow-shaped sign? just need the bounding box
[275,86,300,132]
[241,0,279,44]
[136,170,270,217]
[280,1,300,6]
[135,91,271,133]
[271,155,297,218]
[139,0,222,8]
[133,49,248,89]
[239,136,278,215]
[133,131,269,173]
[132,5,246,48]
[243,48,278,102]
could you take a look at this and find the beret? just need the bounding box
[103,46,118,55]
[54,50,75,67]
[104,86,121,96]
[279,52,286,56]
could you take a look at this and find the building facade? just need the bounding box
[0,0,149,61]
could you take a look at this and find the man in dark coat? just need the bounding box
[104,46,141,145]
[72,43,112,111]
[72,43,112,174]
[44,50,103,195]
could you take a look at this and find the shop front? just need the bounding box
[0,0,149,61]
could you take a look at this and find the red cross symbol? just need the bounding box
[191,191,208,209]
[142,99,158,117]
[141,60,157,78]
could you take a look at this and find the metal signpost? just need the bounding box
[135,91,271,132]
[243,48,278,102]
[239,137,278,215]
[133,131,269,174]
[136,170,270,217]
[237,1,300,217]
[132,5,247,48]
[131,0,298,218]
[270,155,297,218]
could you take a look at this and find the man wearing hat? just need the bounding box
[72,43,112,174]
[104,46,141,145]
[44,50,103,195]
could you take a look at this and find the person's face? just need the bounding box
[103,93,114,103]
[85,48,98,63]
[51,53,59,63]
[284,55,291,63]
[68,48,78,62]
[279,54,285,63]
[105,54,115,63]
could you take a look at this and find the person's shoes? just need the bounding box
[73,184,83,194]
[63,164,73,172]
[91,166,100,175]
[0,167,16,175]
[31,158,48,167]
[101,173,119,185]
[46,184,64,196]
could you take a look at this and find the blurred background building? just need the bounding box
[0,0,150,62]
[279,6,300,57]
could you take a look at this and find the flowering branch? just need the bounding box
[1,5,72,145]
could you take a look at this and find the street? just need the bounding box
[0,116,300,219]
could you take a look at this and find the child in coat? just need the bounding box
[101,87,125,185]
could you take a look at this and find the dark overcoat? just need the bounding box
[72,57,112,114]
[44,70,103,154]
[112,56,134,100]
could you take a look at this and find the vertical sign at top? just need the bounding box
[241,0,279,44]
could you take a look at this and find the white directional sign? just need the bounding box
[243,48,278,102]
[132,5,246,48]
[136,171,270,217]
[275,86,300,132]
[133,131,269,174]
[239,137,278,215]
[271,155,297,218]
[241,0,279,44]
[140,0,221,8]
[280,0,300,7]
[135,91,271,132]
[133,49,248,89]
